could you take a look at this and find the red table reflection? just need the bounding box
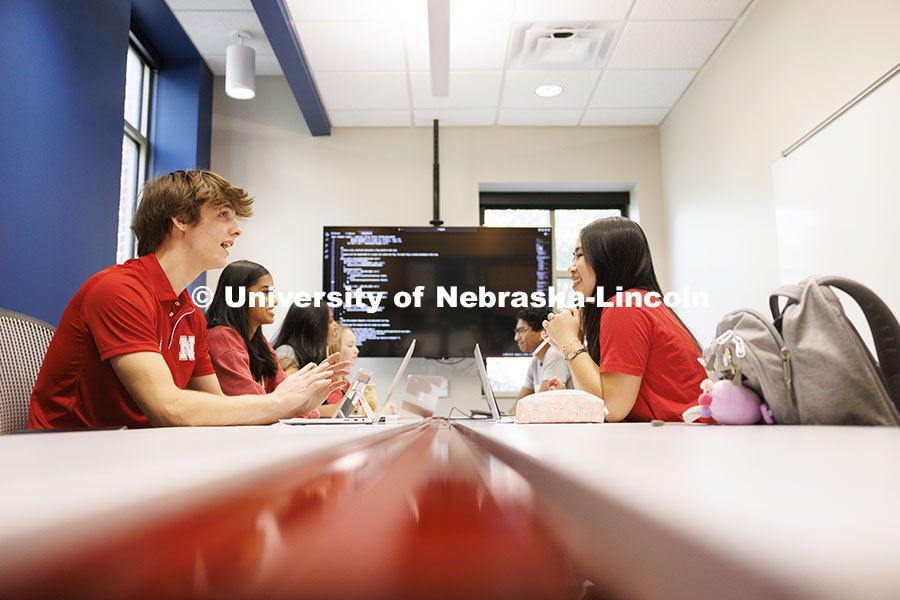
[8,422,582,600]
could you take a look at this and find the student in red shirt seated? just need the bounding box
[28,170,347,429]
[542,217,705,423]
[273,304,346,417]
[206,260,285,394]
[206,261,321,419]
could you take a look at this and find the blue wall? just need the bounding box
[0,0,212,325]
[0,0,130,325]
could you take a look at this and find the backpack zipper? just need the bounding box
[719,309,799,415]
[781,347,792,387]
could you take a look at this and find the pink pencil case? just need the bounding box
[515,390,609,424]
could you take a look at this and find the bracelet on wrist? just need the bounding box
[561,339,583,354]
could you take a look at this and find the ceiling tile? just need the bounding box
[285,0,405,22]
[410,71,502,108]
[406,20,512,71]
[413,109,497,126]
[400,0,515,24]
[501,69,601,108]
[513,0,634,21]
[204,54,282,76]
[445,0,515,22]
[294,21,405,71]
[172,10,273,56]
[498,109,583,126]
[314,72,409,110]
[630,0,752,20]
[607,20,733,69]
[328,110,412,127]
[590,69,696,107]
[582,108,669,125]
[167,0,252,10]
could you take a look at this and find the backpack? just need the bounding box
[703,276,900,425]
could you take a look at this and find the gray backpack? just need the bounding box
[703,276,900,425]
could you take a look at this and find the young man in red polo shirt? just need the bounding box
[29,170,346,429]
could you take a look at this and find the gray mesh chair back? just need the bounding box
[0,309,55,433]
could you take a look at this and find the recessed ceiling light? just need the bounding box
[534,84,563,97]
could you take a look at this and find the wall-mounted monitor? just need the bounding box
[323,226,552,358]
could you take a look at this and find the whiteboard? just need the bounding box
[772,66,900,323]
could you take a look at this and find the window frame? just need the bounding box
[118,33,157,263]
[480,191,630,287]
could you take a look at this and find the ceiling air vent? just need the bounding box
[513,22,617,69]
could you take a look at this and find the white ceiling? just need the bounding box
[167,0,753,127]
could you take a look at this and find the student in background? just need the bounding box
[328,325,360,366]
[328,325,395,415]
[543,217,705,422]
[509,307,573,416]
[28,170,346,429]
[273,304,345,417]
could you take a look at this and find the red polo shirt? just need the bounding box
[28,254,215,429]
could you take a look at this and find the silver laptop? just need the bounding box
[474,344,516,423]
[280,339,416,425]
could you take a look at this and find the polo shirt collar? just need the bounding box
[139,253,180,302]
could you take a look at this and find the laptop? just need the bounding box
[473,344,516,423]
[280,339,416,425]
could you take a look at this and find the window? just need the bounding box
[481,191,629,299]
[480,192,629,394]
[118,41,153,263]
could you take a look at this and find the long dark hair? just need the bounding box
[206,260,278,381]
[271,303,330,367]
[578,217,698,362]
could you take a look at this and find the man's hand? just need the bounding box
[544,377,566,391]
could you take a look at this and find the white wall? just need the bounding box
[660,0,900,342]
[208,77,665,414]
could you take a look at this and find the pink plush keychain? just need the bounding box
[685,359,773,424]
[699,378,765,424]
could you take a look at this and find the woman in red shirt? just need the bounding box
[207,261,335,420]
[206,260,286,395]
[543,217,705,422]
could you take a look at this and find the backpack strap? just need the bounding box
[769,284,804,320]
[816,276,900,412]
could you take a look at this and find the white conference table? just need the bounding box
[454,421,900,600]
[4,419,900,599]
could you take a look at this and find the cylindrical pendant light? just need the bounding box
[226,31,255,100]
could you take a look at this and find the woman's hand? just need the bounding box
[542,308,582,352]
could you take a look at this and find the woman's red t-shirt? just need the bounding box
[597,290,705,422]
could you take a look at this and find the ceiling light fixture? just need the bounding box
[534,84,563,98]
[226,31,255,100]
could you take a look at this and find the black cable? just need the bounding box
[446,406,473,419]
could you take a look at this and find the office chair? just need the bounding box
[0,309,55,434]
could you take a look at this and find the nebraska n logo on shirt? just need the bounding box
[179,335,195,361]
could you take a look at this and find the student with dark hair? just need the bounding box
[206,260,284,395]
[273,304,345,417]
[29,170,347,429]
[543,216,705,422]
[272,304,335,375]
[509,307,572,416]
